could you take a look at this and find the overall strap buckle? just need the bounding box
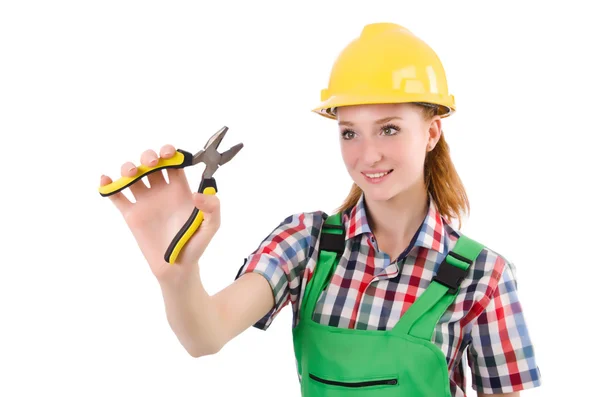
[432,251,472,294]
[319,213,345,253]
[432,235,484,294]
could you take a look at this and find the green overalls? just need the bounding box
[292,213,484,396]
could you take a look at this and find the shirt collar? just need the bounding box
[342,192,447,254]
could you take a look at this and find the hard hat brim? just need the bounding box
[312,93,455,120]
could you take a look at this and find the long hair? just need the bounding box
[334,104,470,229]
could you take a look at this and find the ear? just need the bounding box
[426,117,442,152]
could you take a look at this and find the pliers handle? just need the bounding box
[98,149,196,197]
[164,176,218,264]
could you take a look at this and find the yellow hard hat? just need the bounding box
[313,22,455,119]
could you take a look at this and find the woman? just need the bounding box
[100,23,541,396]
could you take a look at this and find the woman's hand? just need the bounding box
[100,144,221,284]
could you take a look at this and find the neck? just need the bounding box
[364,183,430,244]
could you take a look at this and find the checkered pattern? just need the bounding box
[235,193,542,396]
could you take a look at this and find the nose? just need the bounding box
[360,138,383,165]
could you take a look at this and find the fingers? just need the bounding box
[159,144,176,158]
[104,144,183,204]
[120,161,148,199]
[160,144,187,185]
[140,149,166,188]
[100,174,132,213]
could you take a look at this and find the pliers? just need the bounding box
[98,126,243,264]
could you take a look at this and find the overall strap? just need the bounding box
[300,213,345,322]
[392,235,484,340]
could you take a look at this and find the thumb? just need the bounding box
[192,192,221,228]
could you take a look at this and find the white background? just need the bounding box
[1,1,598,396]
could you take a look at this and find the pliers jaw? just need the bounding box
[191,126,243,179]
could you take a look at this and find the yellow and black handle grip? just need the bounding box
[164,177,218,264]
[98,149,195,197]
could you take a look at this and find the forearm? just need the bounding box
[159,266,224,357]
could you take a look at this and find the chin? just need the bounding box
[358,185,400,202]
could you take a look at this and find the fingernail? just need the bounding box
[128,166,136,173]
[163,151,173,157]
[149,158,158,166]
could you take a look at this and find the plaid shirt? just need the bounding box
[235,193,542,396]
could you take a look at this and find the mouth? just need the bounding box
[362,169,393,183]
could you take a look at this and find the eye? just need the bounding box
[381,123,400,136]
[341,129,356,140]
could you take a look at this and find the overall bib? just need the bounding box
[292,213,484,396]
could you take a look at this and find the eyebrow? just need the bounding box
[338,116,403,127]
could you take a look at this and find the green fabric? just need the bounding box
[292,213,484,396]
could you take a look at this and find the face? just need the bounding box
[336,103,441,203]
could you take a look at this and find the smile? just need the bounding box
[362,169,393,183]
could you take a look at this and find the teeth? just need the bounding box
[365,171,390,178]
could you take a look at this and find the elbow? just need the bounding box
[186,340,224,358]
[186,347,213,358]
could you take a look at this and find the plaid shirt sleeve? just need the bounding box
[468,259,542,394]
[234,212,322,330]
